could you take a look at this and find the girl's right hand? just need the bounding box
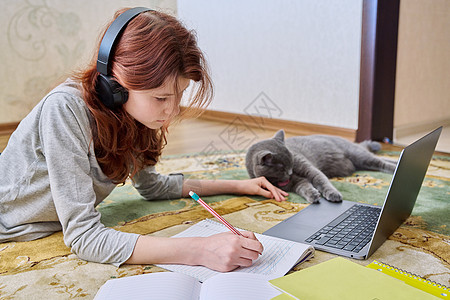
[195,231,264,272]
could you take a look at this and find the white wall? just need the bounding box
[178,0,363,130]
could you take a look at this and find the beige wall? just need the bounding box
[394,0,450,136]
[0,0,176,124]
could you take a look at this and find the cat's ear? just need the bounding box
[259,151,273,166]
[273,129,285,143]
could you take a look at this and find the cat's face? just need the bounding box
[247,130,294,188]
[254,150,293,188]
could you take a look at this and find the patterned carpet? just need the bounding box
[0,150,449,299]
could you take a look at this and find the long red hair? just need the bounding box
[73,8,213,184]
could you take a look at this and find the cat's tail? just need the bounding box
[359,140,382,153]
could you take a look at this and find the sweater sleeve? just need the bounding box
[132,167,184,200]
[39,93,139,266]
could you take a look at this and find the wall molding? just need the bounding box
[0,122,19,135]
[1,111,358,141]
[195,109,356,141]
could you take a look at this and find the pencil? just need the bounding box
[188,191,243,236]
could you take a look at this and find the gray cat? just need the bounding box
[245,130,397,203]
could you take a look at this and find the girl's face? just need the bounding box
[124,76,190,129]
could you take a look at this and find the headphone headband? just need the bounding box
[97,7,152,75]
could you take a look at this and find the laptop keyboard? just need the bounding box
[305,204,381,253]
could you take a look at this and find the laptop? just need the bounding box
[263,127,442,259]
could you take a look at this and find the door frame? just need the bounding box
[356,0,400,142]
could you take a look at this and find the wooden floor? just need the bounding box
[163,118,298,156]
[0,135,9,153]
[163,119,411,155]
[0,118,281,155]
[0,118,406,156]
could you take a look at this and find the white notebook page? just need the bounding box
[94,271,281,300]
[94,272,201,300]
[199,272,282,300]
[157,219,314,282]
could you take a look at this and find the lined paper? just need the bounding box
[157,219,314,282]
[199,272,281,300]
[94,271,281,300]
[94,272,201,300]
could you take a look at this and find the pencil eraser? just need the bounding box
[189,191,199,201]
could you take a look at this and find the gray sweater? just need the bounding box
[0,79,183,266]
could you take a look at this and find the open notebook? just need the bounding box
[94,272,282,300]
[157,219,314,282]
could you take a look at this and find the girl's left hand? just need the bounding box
[238,177,288,202]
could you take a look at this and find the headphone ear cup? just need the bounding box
[96,74,129,110]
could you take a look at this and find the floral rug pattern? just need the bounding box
[0,151,449,299]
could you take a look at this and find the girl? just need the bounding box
[0,8,287,272]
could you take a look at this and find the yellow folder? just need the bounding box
[269,257,439,300]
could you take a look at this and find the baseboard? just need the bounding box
[195,109,356,141]
[0,112,358,141]
[394,118,450,139]
[0,122,19,135]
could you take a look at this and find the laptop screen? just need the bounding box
[367,127,442,257]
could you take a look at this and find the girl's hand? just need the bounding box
[238,177,288,202]
[196,231,264,272]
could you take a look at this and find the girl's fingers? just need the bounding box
[259,177,288,201]
[240,231,264,255]
[234,256,255,267]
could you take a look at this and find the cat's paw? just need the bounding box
[323,190,343,202]
[307,196,321,204]
[306,191,322,204]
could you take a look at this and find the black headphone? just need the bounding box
[96,7,152,110]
